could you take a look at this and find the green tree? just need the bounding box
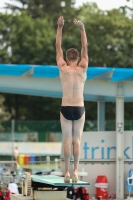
[78,2,133,67]
[10,13,56,64]
[3,94,62,120]
[0,95,11,131]
[0,95,11,121]
[3,0,80,34]
[4,0,77,19]
[0,12,56,64]
[0,14,12,63]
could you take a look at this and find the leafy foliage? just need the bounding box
[0,12,56,64]
[4,0,77,20]
[79,3,133,67]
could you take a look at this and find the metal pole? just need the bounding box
[11,119,15,161]
[97,101,105,131]
[116,83,124,199]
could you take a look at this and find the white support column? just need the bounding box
[116,82,124,199]
[97,98,105,131]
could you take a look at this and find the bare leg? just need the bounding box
[60,113,72,181]
[72,113,85,182]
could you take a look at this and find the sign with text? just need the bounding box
[80,131,133,159]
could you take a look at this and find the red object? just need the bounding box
[24,155,30,164]
[0,187,3,197]
[0,187,3,200]
[0,191,3,197]
[4,188,10,200]
[95,176,108,199]
[76,187,89,200]
[5,189,10,197]
[4,196,10,200]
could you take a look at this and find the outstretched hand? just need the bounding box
[57,16,65,28]
[73,19,84,30]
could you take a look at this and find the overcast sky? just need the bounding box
[0,0,132,12]
[76,0,133,10]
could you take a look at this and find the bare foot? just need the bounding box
[64,176,70,183]
[72,174,78,183]
[64,172,70,183]
[72,170,78,183]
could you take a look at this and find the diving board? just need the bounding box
[31,174,91,187]
[22,172,91,196]
[22,172,91,199]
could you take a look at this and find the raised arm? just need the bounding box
[73,19,88,69]
[56,16,67,68]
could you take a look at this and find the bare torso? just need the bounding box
[13,149,18,158]
[60,65,86,106]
